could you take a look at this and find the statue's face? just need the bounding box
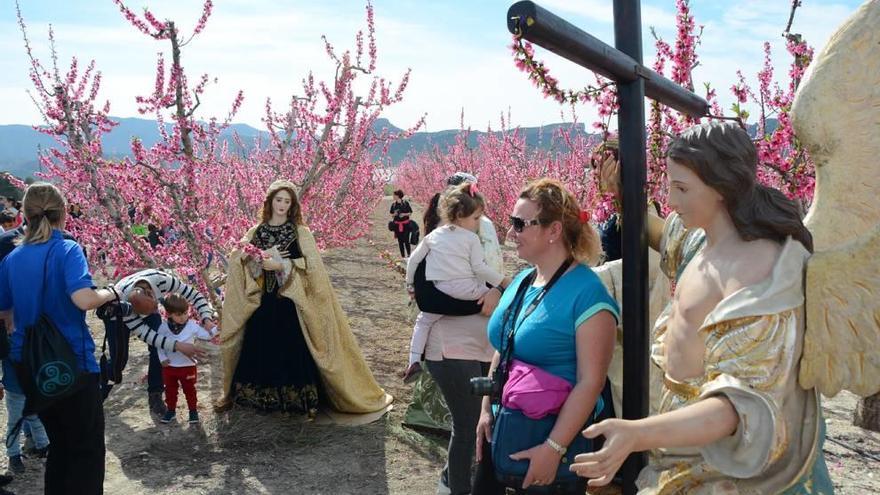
[667,158,725,230]
[272,189,292,218]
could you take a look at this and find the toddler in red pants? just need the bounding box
[156,294,217,424]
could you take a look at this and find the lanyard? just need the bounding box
[500,257,574,368]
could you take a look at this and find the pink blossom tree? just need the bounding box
[397,0,816,243]
[395,115,601,236]
[17,0,418,302]
[255,1,424,248]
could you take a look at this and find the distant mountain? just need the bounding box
[0,116,776,178]
[379,118,592,164]
[0,117,270,178]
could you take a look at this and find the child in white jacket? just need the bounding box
[156,294,217,424]
[403,183,510,382]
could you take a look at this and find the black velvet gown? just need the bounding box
[231,222,321,416]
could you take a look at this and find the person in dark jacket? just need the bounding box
[390,189,414,258]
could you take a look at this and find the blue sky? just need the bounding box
[0,0,865,132]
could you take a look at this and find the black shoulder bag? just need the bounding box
[408,219,420,245]
[412,259,482,316]
[7,241,92,448]
[99,288,130,390]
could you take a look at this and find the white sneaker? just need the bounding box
[436,478,451,495]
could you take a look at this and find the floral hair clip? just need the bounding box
[578,209,591,224]
[468,183,478,197]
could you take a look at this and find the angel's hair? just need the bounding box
[668,121,813,252]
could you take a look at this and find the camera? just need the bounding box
[469,367,506,399]
[96,301,133,320]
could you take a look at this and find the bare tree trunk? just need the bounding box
[57,90,158,268]
[854,393,880,433]
[126,23,222,303]
[169,22,194,158]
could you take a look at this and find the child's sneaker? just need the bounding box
[160,411,176,424]
[188,410,200,424]
[22,436,34,455]
[28,446,48,459]
[7,455,24,474]
[401,362,422,384]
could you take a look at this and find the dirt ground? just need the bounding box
[1,198,878,494]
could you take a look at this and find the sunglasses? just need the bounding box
[509,215,542,233]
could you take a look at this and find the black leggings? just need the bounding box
[39,375,105,495]
[397,236,412,257]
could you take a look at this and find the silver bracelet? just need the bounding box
[545,437,566,456]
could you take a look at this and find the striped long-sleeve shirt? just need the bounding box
[113,269,215,353]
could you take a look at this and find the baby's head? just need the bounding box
[439,183,485,233]
[162,294,190,325]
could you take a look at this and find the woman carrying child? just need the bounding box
[390,189,414,259]
[404,176,507,495]
[403,183,511,383]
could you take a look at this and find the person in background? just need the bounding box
[0,211,15,234]
[2,320,50,475]
[147,224,163,249]
[68,204,83,220]
[390,189,414,259]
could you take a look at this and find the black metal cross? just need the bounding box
[506,2,709,494]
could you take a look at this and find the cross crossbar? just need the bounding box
[507,0,709,117]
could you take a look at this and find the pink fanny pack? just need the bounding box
[501,359,573,419]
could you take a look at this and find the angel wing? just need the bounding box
[792,0,880,397]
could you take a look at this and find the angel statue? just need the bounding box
[572,2,880,493]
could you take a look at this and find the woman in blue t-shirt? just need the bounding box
[0,183,118,495]
[473,178,619,494]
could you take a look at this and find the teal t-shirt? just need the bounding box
[487,264,619,385]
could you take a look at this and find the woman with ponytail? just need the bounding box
[473,178,619,494]
[572,122,831,494]
[0,183,116,494]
